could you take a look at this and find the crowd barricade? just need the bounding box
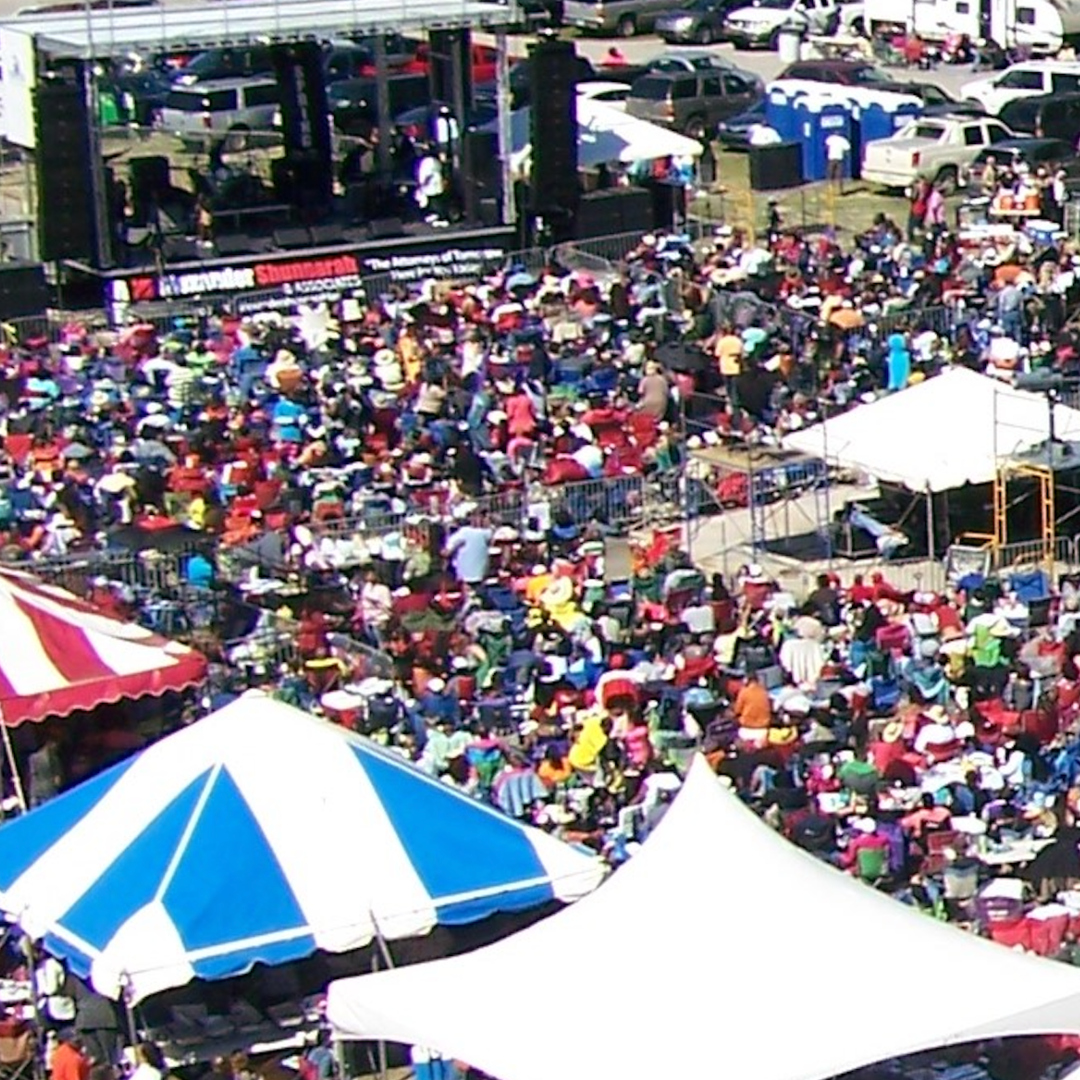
[994,536,1076,574]
[0,545,201,597]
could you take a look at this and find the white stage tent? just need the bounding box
[782,367,1080,493]
[328,759,1080,1080]
[488,99,703,177]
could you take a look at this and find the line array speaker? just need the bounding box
[528,38,579,238]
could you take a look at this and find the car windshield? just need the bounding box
[850,66,890,83]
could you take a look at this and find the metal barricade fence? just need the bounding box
[2,546,201,596]
[994,535,1076,572]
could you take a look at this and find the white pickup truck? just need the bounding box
[861,114,1014,192]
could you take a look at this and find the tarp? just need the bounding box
[327,758,1080,1080]
[0,568,206,725]
[0,694,603,1002]
[486,98,703,176]
[782,367,1080,492]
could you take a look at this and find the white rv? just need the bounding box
[863,0,1080,53]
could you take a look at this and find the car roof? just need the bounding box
[577,80,632,92]
[991,136,1069,150]
[167,76,277,91]
[1001,59,1080,71]
[782,59,872,71]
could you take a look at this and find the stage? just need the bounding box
[65,220,518,314]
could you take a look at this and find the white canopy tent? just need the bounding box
[782,367,1080,493]
[328,759,1080,1080]
[491,98,703,178]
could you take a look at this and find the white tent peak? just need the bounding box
[782,367,1080,492]
[328,757,1080,1080]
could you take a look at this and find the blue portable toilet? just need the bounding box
[766,84,800,142]
[794,95,852,181]
[819,102,854,180]
[859,89,922,146]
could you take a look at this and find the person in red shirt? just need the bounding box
[51,1031,90,1080]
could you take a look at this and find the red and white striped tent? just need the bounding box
[0,568,207,726]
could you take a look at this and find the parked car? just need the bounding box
[576,80,633,108]
[562,0,675,36]
[655,0,744,44]
[892,82,985,116]
[963,137,1080,188]
[328,73,431,136]
[159,76,281,151]
[407,41,501,84]
[715,96,767,147]
[777,58,894,85]
[627,64,763,139]
[723,0,838,49]
[961,61,1080,115]
[861,113,1014,191]
[394,99,498,139]
[999,91,1080,140]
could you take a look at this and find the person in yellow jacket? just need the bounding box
[568,714,613,773]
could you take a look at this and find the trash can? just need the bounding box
[777,25,802,62]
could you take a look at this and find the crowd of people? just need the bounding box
[5,203,1080,1075]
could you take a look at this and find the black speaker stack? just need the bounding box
[34,63,97,263]
[128,155,171,227]
[461,130,500,224]
[528,38,579,241]
[428,29,472,110]
[270,41,333,217]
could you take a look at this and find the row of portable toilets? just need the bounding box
[765,81,924,182]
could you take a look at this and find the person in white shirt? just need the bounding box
[416,147,447,225]
[825,131,851,189]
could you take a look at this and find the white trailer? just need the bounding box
[863,0,1080,53]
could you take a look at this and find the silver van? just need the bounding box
[562,0,674,36]
[159,77,281,151]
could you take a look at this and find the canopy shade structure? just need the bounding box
[486,99,703,178]
[782,367,1080,493]
[328,758,1080,1080]
[0,694,603,1003]
[0,569,206,726]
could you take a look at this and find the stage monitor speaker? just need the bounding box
[528,38,579,237]
[428,29,472,111]
[215,234,257,256]
[273,227,312,249]
[478,197,501,228]
[309,223,346,246]
[0,262,50,319]
[35,70,97,263]
[368,217,405,240]
[271,41,333,203]
[129,156,171,227]
[749,141,803,191]
[163,238,199,262]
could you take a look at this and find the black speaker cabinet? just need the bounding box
[129,156,171,227]
[428,29,472,111]
[368,217,405,240]
[528,38,579,232]
[749,141,803,191]
[273,227,313,249]
[215,234,258,257]
[270,41,332,204]
[0,262,50,319]
[35,70,97,263]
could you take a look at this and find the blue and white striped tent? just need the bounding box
[0,694,603,1002]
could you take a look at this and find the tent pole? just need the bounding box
[0,709,27,813]
[369,914,394,1080]
[926,486,935,564]
[370,952,388,1080]
[122,980,139,1047]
